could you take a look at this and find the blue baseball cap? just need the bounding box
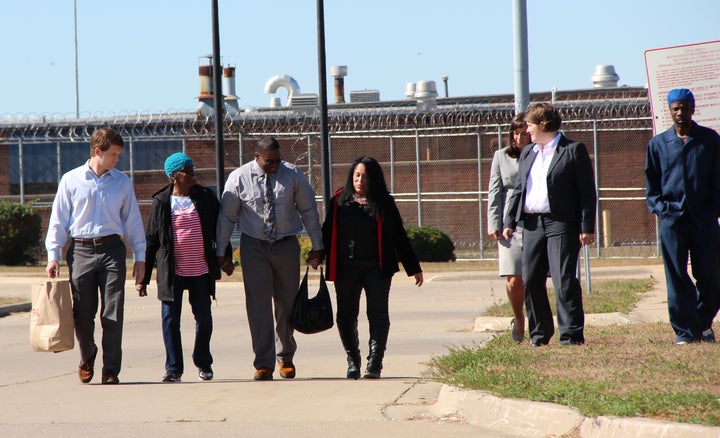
[164,152,193,177]
[667,88,695,106]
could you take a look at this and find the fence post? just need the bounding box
[128,135,135,184]
[56,141,62,194]
[592,120,600,258]
[415,130,422,227]
[239,132,245,165]
[18,140,24,204]
[477,132,484,259]
[389,136,395,193]
[307,134,314,190]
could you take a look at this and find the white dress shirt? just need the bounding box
[45,160,146,263]
[523,133,561,214]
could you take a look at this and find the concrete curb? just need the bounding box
[432,385,720,438]
[0,301,31,317]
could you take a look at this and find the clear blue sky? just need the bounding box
[2,0,718,117]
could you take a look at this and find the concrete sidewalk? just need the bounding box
[1,264,718,437]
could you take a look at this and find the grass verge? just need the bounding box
[425,277,720,427]
[483,278,656,316]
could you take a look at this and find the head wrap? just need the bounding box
[164,152,193,177]
[667,88,695,106]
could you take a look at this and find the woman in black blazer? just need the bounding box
[323,156,423,379]
[503,103,597,347]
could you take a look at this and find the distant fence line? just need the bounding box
[1,89,657,259]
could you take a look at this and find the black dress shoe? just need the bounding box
[559,340,584,346]
[529,339,548,347]
[101,374,119,384]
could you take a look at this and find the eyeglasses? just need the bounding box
[177,166,195,175]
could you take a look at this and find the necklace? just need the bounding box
[352,193,368,204]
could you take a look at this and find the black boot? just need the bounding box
[338,321,361,379]
[363,320,389,379]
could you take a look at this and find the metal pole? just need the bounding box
[477,133,484,259]
[239,132,245,165]
[317,0,331,215]
[56,141,62,186]
[415,130,422,227]
[593,120,601,258]
[512,0,529,114]
[74,0,79,118]
[128,136,134,184]
[307,134,313,190]
[211,0,225,200]
[389,136,395,192]
[18,140,24,204]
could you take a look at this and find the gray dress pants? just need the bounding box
[239,234,300,370]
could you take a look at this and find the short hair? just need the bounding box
[90,127,124,156]
[524,103,562,132]
[256,136,281,153]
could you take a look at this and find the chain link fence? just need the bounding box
[0,88,658,260]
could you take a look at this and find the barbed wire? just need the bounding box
[0,88,651,142]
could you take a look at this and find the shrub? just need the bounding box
[0,201,42,265]
[298,235,313,264]
[405,225,456,262]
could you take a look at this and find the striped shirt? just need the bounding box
[171,195,208,277]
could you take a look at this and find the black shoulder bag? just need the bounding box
[291,267,334,334]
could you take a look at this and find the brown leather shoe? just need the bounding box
[253,367,273,381]
[101,374,119,385]
[78,359,95,384]
[278,361,296,379]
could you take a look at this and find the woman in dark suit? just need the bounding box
[503,103,597,347]
[323,156,423,379]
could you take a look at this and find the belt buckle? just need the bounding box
[93,237,103,246]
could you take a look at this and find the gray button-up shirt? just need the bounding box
[216,159,324,254]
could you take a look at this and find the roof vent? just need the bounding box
[405,82,416,99]
[330,65,348,103]
[223,66,240,116]
[414,80,438,111]
[591,65,620,88]
[350,90,380,103]
[264,74,301,107]
[289,93,319,114]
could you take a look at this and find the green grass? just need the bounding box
[0,297,26,305]
[425,277,720,427]
[482,278,656,316]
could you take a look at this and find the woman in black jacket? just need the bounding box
[139,153,232,383]
[322,156,423,379]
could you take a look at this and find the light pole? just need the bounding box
[211,0,225,198]
[317,0,331,214]
[74,0,79,118]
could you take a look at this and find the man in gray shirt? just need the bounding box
[216,136,323,380]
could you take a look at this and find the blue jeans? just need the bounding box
[161,274,213,373]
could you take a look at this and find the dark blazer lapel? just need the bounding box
[522,145,538,177]
[546,134,568,177]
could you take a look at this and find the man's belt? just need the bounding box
[72,234,121,246]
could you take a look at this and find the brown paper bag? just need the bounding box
[29,280,75,352]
